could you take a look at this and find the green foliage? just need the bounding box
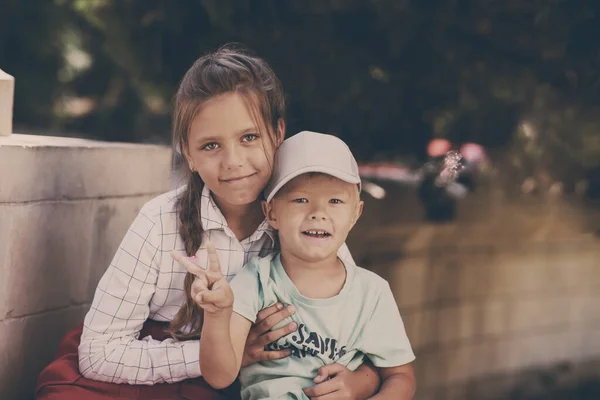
[2,0,600,177]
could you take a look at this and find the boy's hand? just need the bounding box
[171,241,233,316]
[303,363,360,399]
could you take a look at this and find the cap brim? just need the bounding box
[266,166,361,202]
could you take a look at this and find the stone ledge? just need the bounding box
[0,304,90,400]
[0,195,160,319]
[0,134,172,203]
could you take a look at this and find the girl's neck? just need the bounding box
[214,197,265,241]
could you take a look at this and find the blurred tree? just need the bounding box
[0,0,67,130]
[2,0,600,185]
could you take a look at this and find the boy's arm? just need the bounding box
[303,360,381,399]
[201,311,252,389]
[370,363,416,400]
[172,244,254,389]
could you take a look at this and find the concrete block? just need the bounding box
[0,201,94,318]
[421,253,467,304]
[0,134,171,203]
[508,296,570,333]
[570,294,600,326]
[490,254,543,296]
[481,299,509,337]
[458,261,495,299]
[424,303,479,346]
[417,308,443,349]
[0,305,89,400]
[445,345,477,383]
[580,326,600,359]
[393,259,428,309]
[541,251,584,290]
[505,329,573,372]
[0,69,13,136]
[87,195,157,300]
[413,386,443,400]
[401,309,423,350]
[0,196,154,319]
[413,350,447,389]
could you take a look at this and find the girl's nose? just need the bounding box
[222,145,244,169]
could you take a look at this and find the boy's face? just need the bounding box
[263,174,363,264]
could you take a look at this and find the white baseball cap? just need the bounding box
[264,131,361,202]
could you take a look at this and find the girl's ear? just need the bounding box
[181,144,194,171]
[261,200,279,229]
[276,118,286,147]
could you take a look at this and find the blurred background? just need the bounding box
[1,0,600,399]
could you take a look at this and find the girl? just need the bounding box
[36,45,380,400]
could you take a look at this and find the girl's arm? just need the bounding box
[351,361,381,399]
[79,206,203,385]
[201,312,252,389]
[370,364,416,400]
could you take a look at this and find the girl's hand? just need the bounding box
[171,241,233,316]
[303,364,363,400]
[241,303,298,367]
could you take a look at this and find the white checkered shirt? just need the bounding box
[78,185,355,385]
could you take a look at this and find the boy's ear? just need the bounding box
[261,200,279,229]
[350,200,364,228]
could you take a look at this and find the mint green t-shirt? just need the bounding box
[229,253,415,400]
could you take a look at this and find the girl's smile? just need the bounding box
[184,92,277,210]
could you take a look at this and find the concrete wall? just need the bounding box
[0,134,172,400]
[349,184,600,400]
[1,71,598,399]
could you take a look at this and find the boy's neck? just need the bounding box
[279,251,346,299]
[216,199,265,241]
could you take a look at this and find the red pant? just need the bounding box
[36,321,240,399]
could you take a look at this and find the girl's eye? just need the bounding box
[330,198,343,204]
[242,133,259,143]
[293,198,308,203]
[201,142,219,151]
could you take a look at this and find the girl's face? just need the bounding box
[184,92,282,209]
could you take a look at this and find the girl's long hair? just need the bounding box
[168,44,285,339]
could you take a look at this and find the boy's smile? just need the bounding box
[263,173,363,264]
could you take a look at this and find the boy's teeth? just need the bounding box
[304,230,329,237]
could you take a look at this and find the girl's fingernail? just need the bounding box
[287,305,296,313]
[276,303,283,310]
[289,322,298,330]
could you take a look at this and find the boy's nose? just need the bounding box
[309,207,328,220]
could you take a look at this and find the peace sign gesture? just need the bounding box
[171,242,234,316]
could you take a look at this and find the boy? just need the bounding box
[173,131,416,399]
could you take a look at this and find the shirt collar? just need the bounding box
[199,185,275,245]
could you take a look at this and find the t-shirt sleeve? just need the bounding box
[230,259,264,323]
[357,281,415,368]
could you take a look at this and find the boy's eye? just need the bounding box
[293,198,308,203]
[202,142,219,151]
[242,133,259,142]
[330,198,343,204]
